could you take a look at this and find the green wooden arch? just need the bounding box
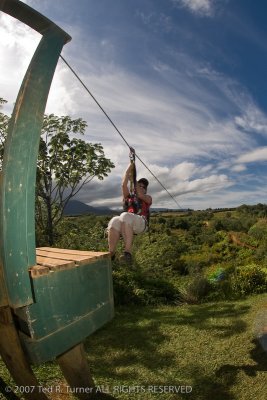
[0,0,71,308]
[0,2,114,399]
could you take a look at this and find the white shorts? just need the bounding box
[108,212,147,234]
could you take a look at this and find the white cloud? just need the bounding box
[231,164,247,172]
[64,54,256,173]
[236,147,267,164]
[1,10,258,164]
[0,14,40,112]
[234,104,267,136]
[174,173,232,196]
[77,158,232,210]
[136,10,174,33]
[170,162,197,181]
[135,161,233,207]
[172,0,214,17]
[0,12,76,116]
[2,1,267,210]
[185,186,267,210]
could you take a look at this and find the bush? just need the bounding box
[134,232,188,276]
[137,276,181,305]
[248,219,267,241]
[229,264,267,297]
[112,264,181,306]
[213,217,247,232]
[54,216,110,251]
[179,275,212,304]
[112,269,143,305]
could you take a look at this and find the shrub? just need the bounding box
[248,219,267,241]
[136,276,181,305]
[213,217,247,232]
[134,232,188,276]
[112,269,143,305]
[179,275,211,304]
[112,265,181,306]
[229,264,267,297]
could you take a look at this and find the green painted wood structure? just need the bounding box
[0,1,114,398]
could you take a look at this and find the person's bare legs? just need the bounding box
[121,221,134,253]
[108,227,121,255]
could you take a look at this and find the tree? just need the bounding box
[0,98,9,167]
[36,114,114,244]
[0,101,115,245]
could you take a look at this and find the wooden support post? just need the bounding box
[0,307,49,400]
[57,343,95,399]
[57,343,117,400]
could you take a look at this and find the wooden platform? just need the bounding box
[30,247,110,277]
[17,246,113,364]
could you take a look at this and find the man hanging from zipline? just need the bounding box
[107,147,152,265]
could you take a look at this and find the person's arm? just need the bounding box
[121,163,133,199]
[135,187,152,205]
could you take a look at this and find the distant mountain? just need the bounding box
[63,200,115,216]
[63,202,189,216]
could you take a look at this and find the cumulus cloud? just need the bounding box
[2,1,267,209]
[173,173,232,196]
[0,14,40,112]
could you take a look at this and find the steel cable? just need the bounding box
[60,55,183,209]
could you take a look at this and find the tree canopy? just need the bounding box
[0,100,115,244]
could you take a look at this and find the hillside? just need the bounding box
[53,204,267,306]
[63,200,114,216]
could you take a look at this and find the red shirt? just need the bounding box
[124,194,152,220]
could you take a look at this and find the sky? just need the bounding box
[1,0,267,210]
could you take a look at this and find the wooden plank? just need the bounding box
[18,259,114,341]
[36,248,110,266]
[37,247,110,258]
[20,301,114,364]
[37,249,91,262]
[36,255,75,270]
[29,265,50,278]
[36,251,96,267]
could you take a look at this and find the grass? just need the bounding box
[0,294,266,400]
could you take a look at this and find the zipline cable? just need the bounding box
[60,55,183,209]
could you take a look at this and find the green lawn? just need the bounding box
[1,294,266,400]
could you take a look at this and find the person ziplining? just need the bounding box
[57,55,183,265]
[107,147,152,265]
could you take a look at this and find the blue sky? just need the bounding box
[1,0,267,210]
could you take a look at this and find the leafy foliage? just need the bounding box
[248,219,267,241]
[0,98,9,168]
[1,97,267,304]
[229,263,267,297]
[51,205,267,305]
[0,101,115,245]
[134,231,188,276]
[36,114,114,244]
[53,215,110,251]
[112,267,180,306]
